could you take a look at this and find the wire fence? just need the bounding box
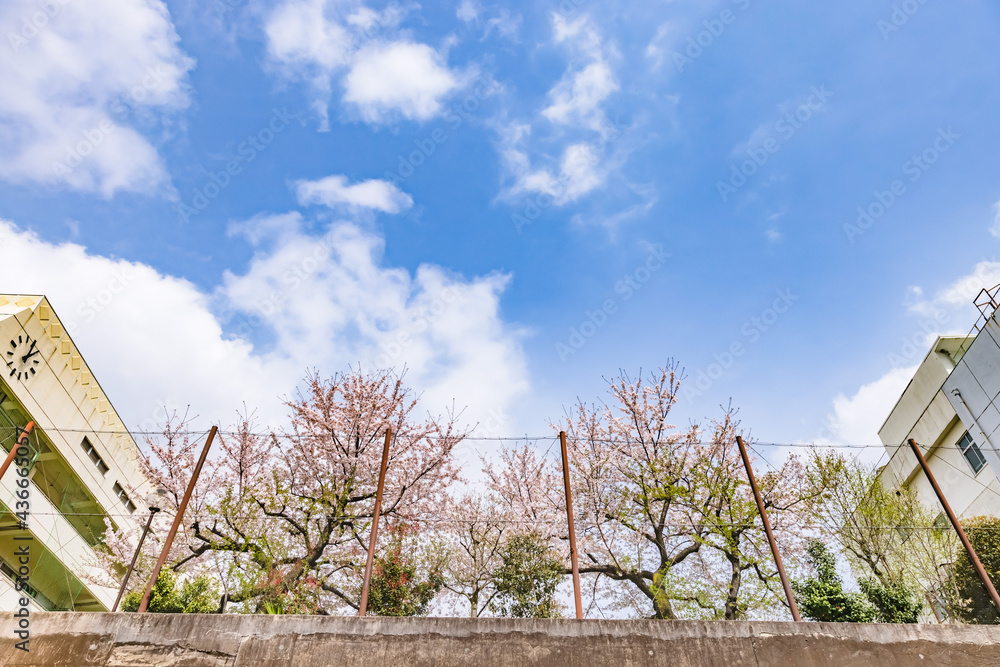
[0,424,1000,621]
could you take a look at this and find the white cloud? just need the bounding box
[645,22,678,71]
[263,0,459,128]
[821,366,919,452]
[266,0,353,72]
[504,142,604,205]
[905,260,1000,324]
[456,1,520,41]
[457,0,479,23]
[558,143,603,200]
[542,60,617,131]
[0,217,529,434]
[543,14,617,131]
[295,175,413,213]
[497,13,628,210]
[343,41,459,123]
[0,0,193,196]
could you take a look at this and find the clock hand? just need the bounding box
[21,345,40,363]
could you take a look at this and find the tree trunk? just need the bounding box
[724,557,742,621]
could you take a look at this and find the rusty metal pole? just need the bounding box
[113,506,160,612]
[908,438,1000,614]
[0,421,34,482]
[559,431,584,619]
[137,425,217,613]
[359,428,391,617]
[735,436,801,622]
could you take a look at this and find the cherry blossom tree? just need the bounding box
[92,411,218,604]
[687,412,816,619]
[548,364,816,620]
[103,368,466,614]
[439,493,509,617]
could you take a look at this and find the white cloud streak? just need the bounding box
[295,175,413,213]
[497,13,623,207]
[263,0,460,128]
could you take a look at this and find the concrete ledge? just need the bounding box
[2,613,999,666]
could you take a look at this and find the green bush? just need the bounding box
[367,549,443,617]
[121,569,219,613]
[793,541,923,623]
[490,532,564,618]
[950,515,1000,624]
[858,577,921,623]
[793,541,876,622]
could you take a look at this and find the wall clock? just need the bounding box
[6,334,41,381]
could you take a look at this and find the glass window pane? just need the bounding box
[957,432,986,473]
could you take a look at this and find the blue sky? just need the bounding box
[1,0,999,450]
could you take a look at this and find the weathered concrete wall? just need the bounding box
[2,613,999,666]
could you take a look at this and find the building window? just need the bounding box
[81,437,109,476]
[0,558,55,610]
[957,431,987,474]
[114,482,136,513]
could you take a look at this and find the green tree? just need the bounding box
[949,516,1000,624]
[793,541,876,622]
[807,451,951,620]
[368,548,444,617]
[121,569,219,613]
[491,532,563,618]
[793,541,922,623]
[858,577,921,623]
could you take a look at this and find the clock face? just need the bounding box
[6,334,41,382]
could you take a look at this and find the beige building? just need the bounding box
[879,322,1000,523]
[0,294,151,611]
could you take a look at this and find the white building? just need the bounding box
[0,294,152,611]
[879,301,1000,522]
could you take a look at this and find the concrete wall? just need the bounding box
[3,613,1000,666]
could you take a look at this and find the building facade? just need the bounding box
[879,324,1000,523]
[0,294,151,611]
